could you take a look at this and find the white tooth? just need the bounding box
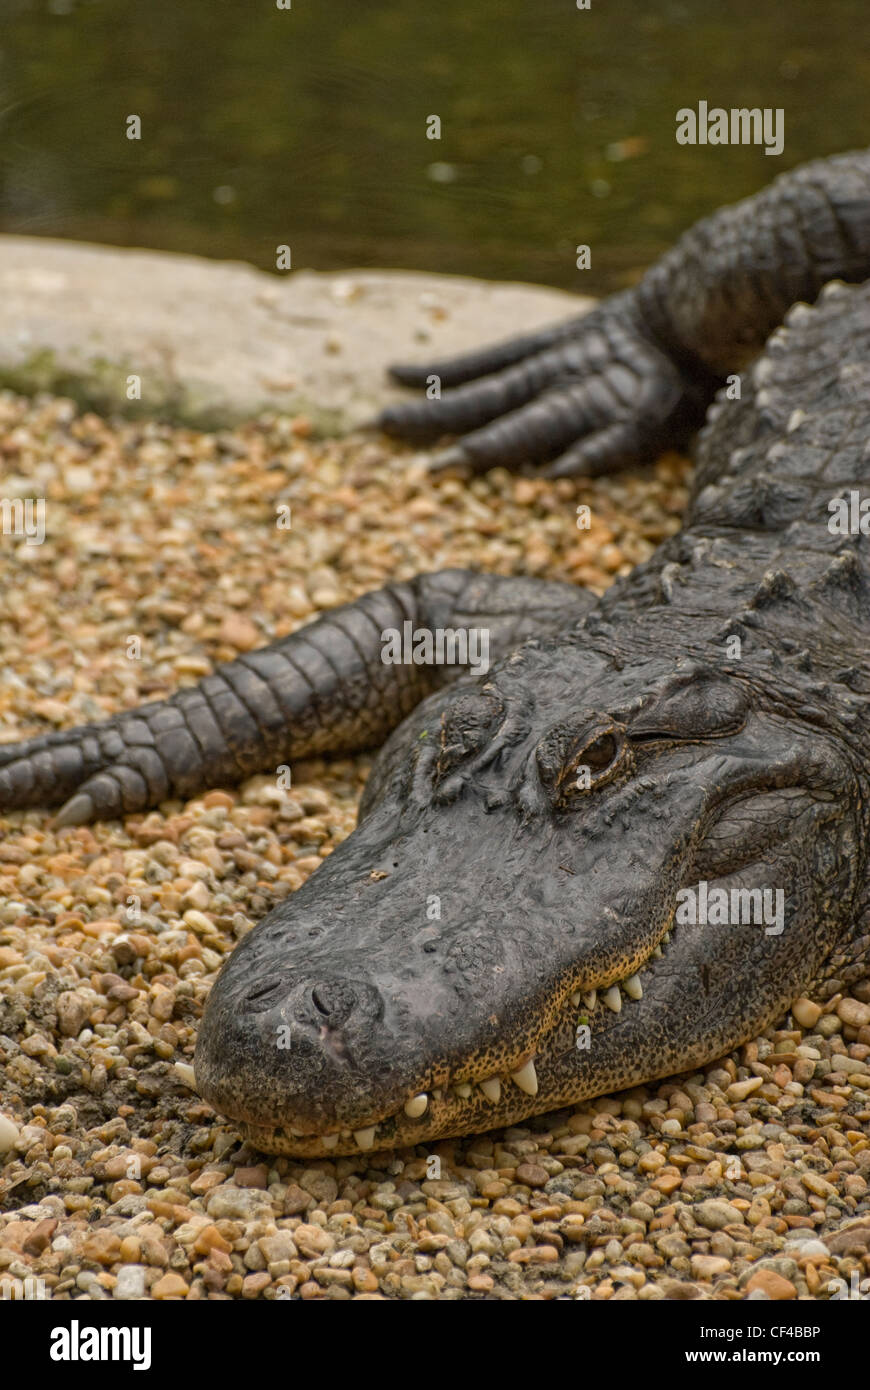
[454,1083,472,1100]
[353,1126,377,1151]
[404,1093,428,1118]
[653,944,663,957]
[570,991,582,1007]
[623,974,643,1001]
[321,1133,339,1150]
[433,1088,443,1102]
[480,1077,501,1103]
[663,930,671,943]
[511,1058,538,1096]
[603,986,622,1013]
[583,990,597,1009]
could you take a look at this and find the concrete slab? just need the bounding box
[0,237,592,430]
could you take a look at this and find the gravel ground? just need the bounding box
[1,389,869,1301]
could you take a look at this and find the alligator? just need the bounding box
[3,149,870,1158]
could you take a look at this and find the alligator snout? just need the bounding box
[196,948,394,1133]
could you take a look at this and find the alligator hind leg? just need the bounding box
[0,570,590,826]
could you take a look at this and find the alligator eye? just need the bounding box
[436,690,504,780]
[560,728,626,796]
[575,733,617,772]
[537,720,630,804]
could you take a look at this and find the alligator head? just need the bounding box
[194,631,864,1156]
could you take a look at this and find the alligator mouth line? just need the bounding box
[228,919,679,1158]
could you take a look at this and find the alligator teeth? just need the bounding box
[663,930,671,943]
[321,1133,339,1150]
[479,1077,501,1103]
[511,1058,538,1096]
[570,992,582,1007]
[433,1088,443,1102]
[404,1093,428,1119]
[583,990,597,1009]
[652,944,663,957]
[353,1126,377,1151]
[623,974,643,1001]
[602,986,622,1014]
[454,1083,472,1100]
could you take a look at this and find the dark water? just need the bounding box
[1,0,867,295]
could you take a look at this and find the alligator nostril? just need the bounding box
[243,978,287,1013]
[309,980,358,1025]
[306,979,384,1030]
[311,985,331,1016]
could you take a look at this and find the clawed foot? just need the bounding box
[378,293,711,478]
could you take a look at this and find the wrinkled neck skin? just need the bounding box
[195,606,869,1158]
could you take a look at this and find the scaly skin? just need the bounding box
[3,151,870,1157]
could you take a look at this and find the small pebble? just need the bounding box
[0,1114,19,1154]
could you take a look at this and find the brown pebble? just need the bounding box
[507,1245,559,1264]
[744,1270,796,1300]
[151,1272,190,1299]
[792,998,822,1029]
[691,1255,731,1279]
[515,1163,549,1188]
[726,1077,763,1102]
[234,1164,269,1189]
[193,1224,233,1256]
[23,1218,57,1255]
[293,1224,334,1257]
[189,1170,225,1195]
[838,998,870,1028]
[82,1230,122,1265]
[219,613,260,650]
[242,1272,272,1297]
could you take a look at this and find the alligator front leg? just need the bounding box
[380,291,708,479]
[0,570,588,826]
[379,147,870,477]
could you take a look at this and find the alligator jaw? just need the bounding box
[220,922,676,1159]
[200,864,808,1162]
